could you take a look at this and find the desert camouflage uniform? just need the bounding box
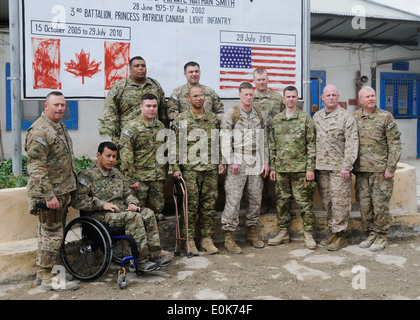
[167,83,224,122]
[119,116,167,219]
[269,109,316,231]
[220,106,269,232]
[353,107,402,234]
[313,107,359,233]
[25,112,77,269]
[100,76,167,143]
[172,109,220,238]
[70,163,162,261]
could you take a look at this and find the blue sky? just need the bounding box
[373,0,420,16]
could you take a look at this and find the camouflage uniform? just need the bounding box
[119,116,167,218]
[254,89,285,212]
[167,83,224,122]
[70,163,162,262]
[25,112,77,269]
[353,107,402,234]
[220,106,269,232]
[101,76,167,143]
[269,109,316,231]
[172,110,220,238]
[313,107,359,233]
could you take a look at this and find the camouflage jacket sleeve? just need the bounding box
[102,83,122,143]
[385,114,402,172]
[25,128,55,200]
[167,88,181,122]
[156,83,169,128]
[306,116,316,172]
[268,126,276,171]
[118,124,137,183]
[70,171,106,212]
[220,109,235,165]
[343,114,359,171]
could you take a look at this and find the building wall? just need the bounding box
[1,35,420,159]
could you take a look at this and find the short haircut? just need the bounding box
[45,91,64,104]
[129,56,145,67]
[141,93,158,104]
[188,86,204,96]
[283,86,298,96]
[358,85,375,99]
[98,141,118,154]
[239,81,254,92]
[253,68,267,77]
[184,61,200,72]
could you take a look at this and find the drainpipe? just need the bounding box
[302,0,311,114]
[8,0,22,175]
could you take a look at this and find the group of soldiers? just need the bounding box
[24,56,402,292]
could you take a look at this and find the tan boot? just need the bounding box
[247,226,265,248]
[201,236,219,255]
[268,229,290,246]
[224,231,242,254]
[186,239,199,256]
[40,272,78,291]
[369,233,388,252]
[304,231,317,250]
[327,231,347,251]
[320,233,336,247]
[359,232,377,249]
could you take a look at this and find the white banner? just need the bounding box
[21,0,303,99]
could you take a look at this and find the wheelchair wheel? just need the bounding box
[61,217,113,281]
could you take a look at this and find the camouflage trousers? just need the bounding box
[181,169,218,238]
[221,163,264,232]
[134,180,165,218]
[95,208,161,262]
[275,172,316,232]
[355,172,393,234]
[316,170,352,233]
[36,194,70,269]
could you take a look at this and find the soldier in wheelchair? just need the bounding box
[69,141,171,276]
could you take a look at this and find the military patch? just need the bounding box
[122,129,133,137]
[35,136,47,146]
[386,122,396,130]
[108,88,116,96]
[79,178,90,187]
[170,93,179,100]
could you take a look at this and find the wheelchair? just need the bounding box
[60,215,145,289]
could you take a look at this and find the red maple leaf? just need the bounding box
[65,49,101,84]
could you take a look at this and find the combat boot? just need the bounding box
[186,239,199,256]
[224,231,242,254]
[247,226,265,248]
[201,236,219,255]
[35,267,73,285]
[359,231,377,249]
[369,233,388,252]
[40,272,79,291]
[327,231,347,251]
[304,231,316,250]
[320,233,336,247]
[268,229,289,246]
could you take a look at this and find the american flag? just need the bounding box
[219,45,297,92]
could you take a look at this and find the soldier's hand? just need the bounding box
[306,171,315,181]
[46,197,60,210]
[218,164,226,175]
[269,171,276,182]
[130,182,141,191]
[127,203,141,212]
[341,170,350,180]
[103,202,120,212]
[229,164,240,175]
[173,171,182,180]
[384,170,395,180]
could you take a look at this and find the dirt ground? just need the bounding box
[1,234,420,305]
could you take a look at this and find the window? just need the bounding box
[5,62,78,131]
[380,72,419,118]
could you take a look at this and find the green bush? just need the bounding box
[0,155,94,189]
